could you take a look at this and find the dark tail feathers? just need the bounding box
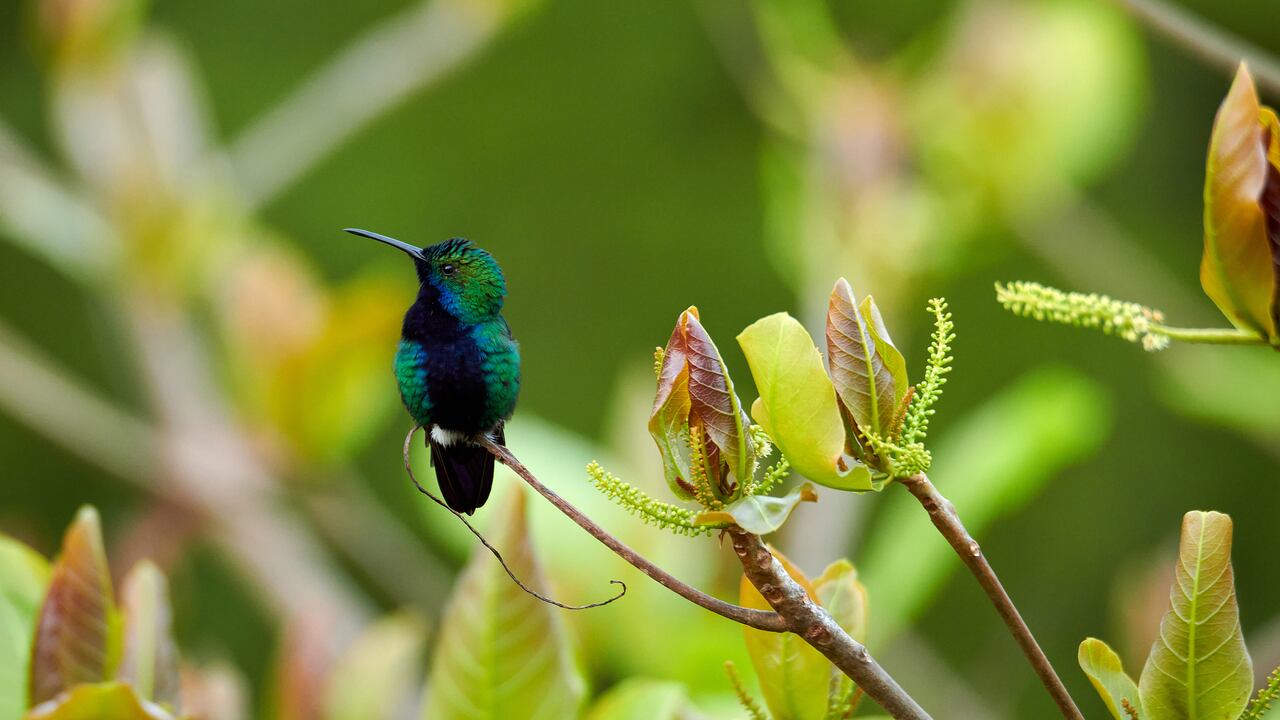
[429,428,503,515]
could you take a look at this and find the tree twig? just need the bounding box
[403,426,625,610]
[477,437,788,631]
[728,528,932,720]
[1108,0,1280,97]
[898,473,1082,720]
[479,438,933,718]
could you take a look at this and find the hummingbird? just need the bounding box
[347,228,521,515]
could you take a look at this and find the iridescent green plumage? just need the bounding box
[349,228,520,514]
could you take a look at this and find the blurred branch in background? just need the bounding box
[1107,0,1280,96]
[227,0,526,208]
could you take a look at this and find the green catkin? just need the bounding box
[1241,666,1280,720]
[725,661,770,720]
[995,281,1170,351]
[585,462,710,536]
[900,298,954,446]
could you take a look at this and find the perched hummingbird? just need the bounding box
[347,228,520,515]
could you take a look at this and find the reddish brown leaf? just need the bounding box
[1201,64,1278,339]
[649,309,696,499]
[826,278,897,436]
[1260,107,1280,334]
[682,310,753,490]
[30,507,118,705]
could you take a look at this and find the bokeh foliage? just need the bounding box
[1,0,1279,718]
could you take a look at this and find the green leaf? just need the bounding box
[740,547,829,720]
[858,296,909,415]
[859,368,1110,641]
[693,483,817,535]
[30,507,120,706]
[421,488,586,719]
[324,613,428,720]
[117,562,180,708]
[1078,638,1143,720]
[0,536,50,719]
[737,313,875,491]
[0,535,50,625]
[1138,511,1252,720]
[1200,63,1278,340]
[583,678,700,720]
[813,560,868,644]
[826,279,898,437]
[24,682,175,720]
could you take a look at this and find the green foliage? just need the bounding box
[693,483,817,536]
[0,536,50,719]
[736,550,870,720]
[996,281,1171,351]
[583,678,701,720]
[323,613,428,720]
[1082,511,1259,720]
[421,489,586,719]
[1078,638,1143,720]
[585,461,710,536]
[116,562,179,708]
[1138,511,1252,719]
[738,312,876,491]
[25,682,175,720]
[739,549,830,720]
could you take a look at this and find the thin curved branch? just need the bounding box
[480,439,933,718]
[898,473,1083,720]
[476,437,788,632]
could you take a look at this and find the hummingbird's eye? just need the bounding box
[440,263,457,276]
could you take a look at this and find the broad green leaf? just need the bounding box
[421,488,585,719]
[1078,638,1143,720]
[860,368,1110,641]
[117,562,180,708]
[325,613,428,720]
[813,560,868,712]
[1200,64,1277,339]
[1139,511,1252,720]
[740,547,829,720]
[813,560,868,644]
[25,682,174,720]
[738,313,874,491]
[650,308,697,499]
[0,535,50,624]
[30,507,120,705]
[0,536,50,719]
[826,279,897,437]
[858,296,909,414]
[693,483,817,535]
[583,678,700,720]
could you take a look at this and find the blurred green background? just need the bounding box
[1,0,1278,717]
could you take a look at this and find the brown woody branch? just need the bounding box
[728,528,932,720]
[477,438,932,719]
[476,437,786,632]
[898,473,1083,720]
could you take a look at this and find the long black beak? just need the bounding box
[345,228,425,259]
